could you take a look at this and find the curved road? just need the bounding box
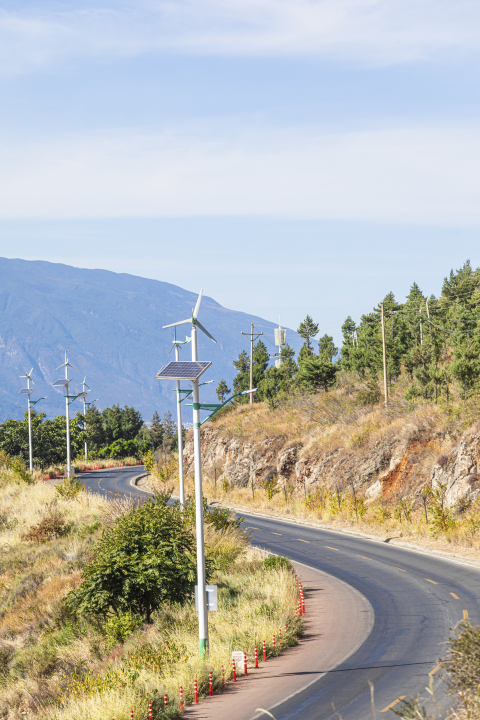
[79,466,480,720]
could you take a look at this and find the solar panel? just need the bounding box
[156,361,211,380]
[76,392,89,399]
[51,378,70,387]
[18,388,33,395]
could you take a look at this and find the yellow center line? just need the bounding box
[463,609,469,620]
[357,555,371,559]
[271,532,282,536]
[391,566,406,572]
[450,593,459,599]
[381,696,406,712]
[425,579,438,584]
[297,539,310,543]
[325,546,339,551]
[429,663,444,676]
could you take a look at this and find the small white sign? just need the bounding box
[231,651,244,670]
[195,585,218,611]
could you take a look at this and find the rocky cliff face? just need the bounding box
[184,423,480,507]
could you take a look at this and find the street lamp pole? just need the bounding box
[18,370,45,474]
[161,289,216,658]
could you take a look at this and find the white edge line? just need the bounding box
[228,507,480,573]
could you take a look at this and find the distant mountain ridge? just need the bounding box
[0,258,300,421]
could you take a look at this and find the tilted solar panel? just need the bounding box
[156,361,211,380]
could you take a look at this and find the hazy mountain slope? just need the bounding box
[0,258,299,422]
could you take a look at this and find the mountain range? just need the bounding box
[0,257,300,422]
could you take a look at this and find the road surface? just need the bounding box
[78,466,480,719]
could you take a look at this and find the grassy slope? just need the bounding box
[0,474,301,720]
[174,373,480,556]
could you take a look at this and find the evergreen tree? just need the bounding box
[150,411,164,449]
[216,379,231,403]
[297,357,337,393]
[232,350,250,396]
[297,315,319,355]
[318,334,338,363]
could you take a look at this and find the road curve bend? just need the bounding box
[78,467,480,720]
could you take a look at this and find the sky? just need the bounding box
[0,0,479,345]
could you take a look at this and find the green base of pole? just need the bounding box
[199,638,208,658]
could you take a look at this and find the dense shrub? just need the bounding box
[261,555,293,572]
[65,496,205,622]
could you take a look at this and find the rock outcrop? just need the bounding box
[184,423,480,507]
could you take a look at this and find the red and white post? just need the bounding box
[254,646,259,668]
[209,671,213,696]
[194,679,199,704]
[244,651,248,676]
[263,640,267,662]
[232,657,237,682]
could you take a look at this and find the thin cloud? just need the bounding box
[1,0,480,74]
[0,122,479,225]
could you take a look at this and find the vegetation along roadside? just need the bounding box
[0,465,302,720]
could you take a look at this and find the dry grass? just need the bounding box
[0,473,301,720]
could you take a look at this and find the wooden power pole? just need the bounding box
[381,302,388,406]
[241,323,263,404]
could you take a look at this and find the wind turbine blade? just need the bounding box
[196,319,217,344]
[163,318,191,329]
[28,368,33,377]
[56,362,67,371]
[193,289,203,319]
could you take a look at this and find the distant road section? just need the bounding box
[79,465,146,500]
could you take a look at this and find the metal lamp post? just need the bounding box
[167,328,192,508]
[18,369,46,473]
[159,289,216,658]
[77,378,91,460]
[51,352,79,476]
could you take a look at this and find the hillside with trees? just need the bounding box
[225,260,480,408]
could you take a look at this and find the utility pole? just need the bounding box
[241,324,263,404]
[381,303,388,407]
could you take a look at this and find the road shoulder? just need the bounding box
[185,561,373,720]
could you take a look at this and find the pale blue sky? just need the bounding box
[0,0,479,343]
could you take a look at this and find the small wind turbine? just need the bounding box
[77,377,91,460]
[161,289,216,658]
[51,351,77,477]
[18,369,46,473]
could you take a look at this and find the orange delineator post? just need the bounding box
[180,686,184,711]
[232,657,237,682]
[263,640,267,662]
[209,671,213,695]
[164,694,168,708]
[221,665,225,688]
[272,634,276,648]
[254,646,259,668]
[244,651,248,675]
[194,679,199,704]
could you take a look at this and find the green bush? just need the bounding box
[104,612,143,645]
[261,555,293,572]
[65,496,206,622]
[56,474,83,500]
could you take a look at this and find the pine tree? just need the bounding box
[297,315,319,352]
[233,350,250,396]
[150,411,164,449]
[216,379,231,403]
[297,357,336,393]
[318,334,338,363]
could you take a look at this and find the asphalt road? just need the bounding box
[79,466,480,720]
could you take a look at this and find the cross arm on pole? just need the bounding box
[185,388,257,425]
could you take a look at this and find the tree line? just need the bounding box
[0,404,179,468]
[220,260,480,407]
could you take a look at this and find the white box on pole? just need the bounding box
[195,585,218,611]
